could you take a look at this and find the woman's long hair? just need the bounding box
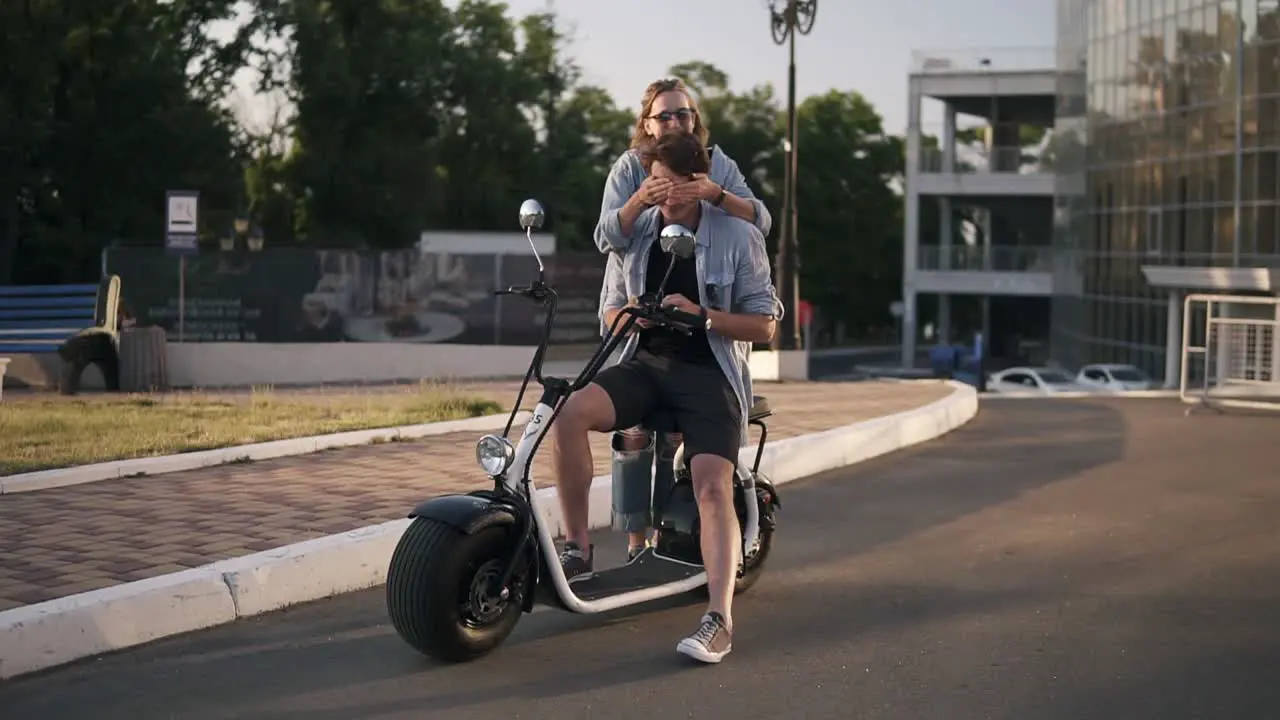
[629,78,710,150]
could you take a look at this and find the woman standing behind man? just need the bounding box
[591,77,771,560]
[593,77,771,252]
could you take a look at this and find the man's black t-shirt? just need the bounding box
[638,223,717,366]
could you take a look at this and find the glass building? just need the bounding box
[1052,0,1280,380]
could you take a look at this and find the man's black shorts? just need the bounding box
[593,349,742,465]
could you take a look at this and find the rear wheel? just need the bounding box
[385,517,527,663]
[694,477,777,598]
[733,487,776,595]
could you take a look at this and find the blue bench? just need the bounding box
[0,277,122,354]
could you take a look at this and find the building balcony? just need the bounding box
[909,46,1058,106]
[914,245,1055,296]
[910,46,1057,76]
[912,147,1055,196]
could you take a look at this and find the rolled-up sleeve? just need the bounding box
[598,251,629,336]
[732,226,785,320]
[715,152,773,237]
[594,152,641,253]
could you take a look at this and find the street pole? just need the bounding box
[767,0,817,351]
[1233,12,1244,267]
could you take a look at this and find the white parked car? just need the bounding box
[987,366,1090,394]
[1075,363,1154,392]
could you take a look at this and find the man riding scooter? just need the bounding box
[550,128,782,663]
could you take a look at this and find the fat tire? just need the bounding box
[733,520,774,595]
[386,517,524,663]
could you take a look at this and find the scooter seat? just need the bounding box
[749,395,772,421]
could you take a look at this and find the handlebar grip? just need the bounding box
[660,306,705,329]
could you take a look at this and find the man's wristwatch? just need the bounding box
[712,187,727,206]
[699,306,712,331]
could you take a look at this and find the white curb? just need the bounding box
[0,381,978,680]
[0,411,530,495]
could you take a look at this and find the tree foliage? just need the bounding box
[0,0,1040,334]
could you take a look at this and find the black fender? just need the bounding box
[751,474,781,533]
[409,492,521,536]
[754,474,782,509]
[408,492,542,613]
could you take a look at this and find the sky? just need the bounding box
[223,0,1057,138]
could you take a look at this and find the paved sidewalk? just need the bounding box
[0,380,953,610]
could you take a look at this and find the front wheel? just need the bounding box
[385,517,527,663]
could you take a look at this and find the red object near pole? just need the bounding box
[798,299,812,327]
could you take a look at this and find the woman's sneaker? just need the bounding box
[559,541,593,581]
[676,611,732,663]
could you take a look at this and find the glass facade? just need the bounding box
[1052,0,1280,377]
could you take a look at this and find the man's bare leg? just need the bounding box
[551,383,617,555]
[674,452,739,663]
[689,453,739,627]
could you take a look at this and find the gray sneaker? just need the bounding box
[676,611,732,663]
[559,541,593,581]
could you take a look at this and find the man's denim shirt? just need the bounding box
[597,203,784,445]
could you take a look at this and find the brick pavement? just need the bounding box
[0,380,953,610]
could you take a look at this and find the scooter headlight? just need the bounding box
[475,434,515,476]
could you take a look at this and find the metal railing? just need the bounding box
[1180,293,1280,412]
[917,146,1047,174]
[910,47,1056,75]
[917,245,1054,273]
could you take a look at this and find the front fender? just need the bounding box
[409,492,520,535]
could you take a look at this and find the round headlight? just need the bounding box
[475,434,514,476]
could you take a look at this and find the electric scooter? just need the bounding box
[384,199,781,663]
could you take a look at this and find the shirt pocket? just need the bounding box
[704,270,735,313]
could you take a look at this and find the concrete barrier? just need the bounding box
[164,342,548,388]
[0,568,237,680]
[0,380,978,680]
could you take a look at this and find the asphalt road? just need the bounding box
[4,397,1280,719]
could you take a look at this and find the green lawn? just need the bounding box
[0,384,503,475]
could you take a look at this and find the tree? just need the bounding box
[0,0,250,283]
[272,0,452,248]
[2,0,911,350]
[793,89,904,337]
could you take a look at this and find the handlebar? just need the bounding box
[620,301,703,335]
[492,282,708,409]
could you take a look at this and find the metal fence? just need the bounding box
[916,245,1054,273]
[103,246,608,346]
[1179,293,1280,411]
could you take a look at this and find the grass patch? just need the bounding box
[0,382,504,475]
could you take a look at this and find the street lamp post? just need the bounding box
[767,0,817,351]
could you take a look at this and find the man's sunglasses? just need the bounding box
[648,107,697,123]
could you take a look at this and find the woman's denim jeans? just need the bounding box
[610,428,680,533]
